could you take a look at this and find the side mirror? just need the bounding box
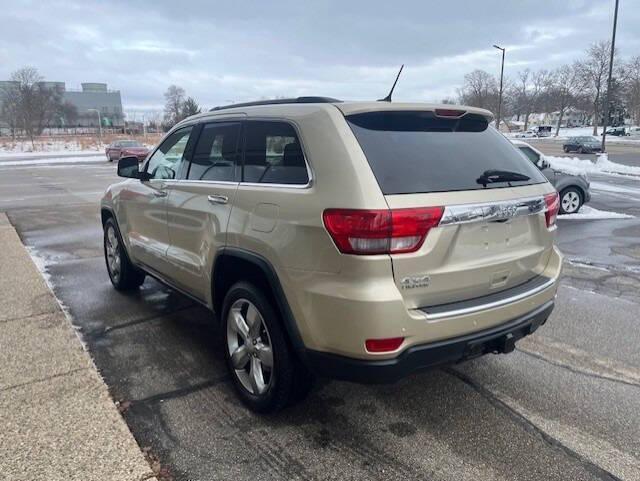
[539,159,551,169]
[117,156,147,179]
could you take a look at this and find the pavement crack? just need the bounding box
[96,305,197,336]
[129,376,229,406]
[0,367,89,394]
[516,347,640,388]
[443,367,623,481]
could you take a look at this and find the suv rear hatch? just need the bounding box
[343,108,556,309]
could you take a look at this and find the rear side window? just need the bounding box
[346,111,546,194]
[518,146,540,163]
[188,122,241,182]
[243,121,309,185]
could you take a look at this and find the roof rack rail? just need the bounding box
[210,96,342,112]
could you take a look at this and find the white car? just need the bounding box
[514,130,536,138]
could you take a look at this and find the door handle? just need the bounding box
[153,190,167,198]
[208,194,228,205]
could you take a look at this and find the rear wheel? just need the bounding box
[559,187,583,215]
[103,218,145,290]
[222,282,313,413]
[577,146,585,154]
[563,146,570,153]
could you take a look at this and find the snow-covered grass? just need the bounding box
[545,153,640,177]
[559,205,634,221]
[0,133,162,154]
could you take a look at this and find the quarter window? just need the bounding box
[243,121,309,185]
[146,127,193,180]
[188,122,241,182]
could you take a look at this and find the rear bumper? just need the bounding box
[304,300,554,384]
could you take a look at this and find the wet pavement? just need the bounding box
[1,154,639,480]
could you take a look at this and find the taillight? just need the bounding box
[544,192,559,227]
[365,337,404,353]
[322,207,444,255]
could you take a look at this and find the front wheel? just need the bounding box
[104,218,145,290]
[563,146,570,153]
[559,187,583,215]
[222,282,313,413]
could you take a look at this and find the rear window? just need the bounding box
[346,111,547,195]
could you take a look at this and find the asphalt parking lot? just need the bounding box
[1,148,639,480]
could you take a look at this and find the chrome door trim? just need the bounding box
[439,196,546,226]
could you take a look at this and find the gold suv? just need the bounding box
[101,98,562,412]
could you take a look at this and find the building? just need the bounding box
[64,83,124,128]
[0,80,124,129]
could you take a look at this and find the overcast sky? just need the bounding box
[1,0,639,115]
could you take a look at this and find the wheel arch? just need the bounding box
[212,247,307,356]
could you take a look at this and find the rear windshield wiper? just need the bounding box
[476,169,530,187]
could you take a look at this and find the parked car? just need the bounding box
[562,136,602,154]
[514,130,536,138]
[105,140,150,162]
[602,127,630,137]
[101,98,562,412]
[513,140,590,214]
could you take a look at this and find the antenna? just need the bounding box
[378,64,404,102]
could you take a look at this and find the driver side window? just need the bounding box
[146,127,193,180]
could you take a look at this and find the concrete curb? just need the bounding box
[0,212,157,481]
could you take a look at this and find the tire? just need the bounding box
[577,146,584,154]
[559,187,583,215]
[222,282,313,413]
[563,146,570,153]
[103,218,145,290]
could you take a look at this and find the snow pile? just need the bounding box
[560,205,634,221]
[545,153,640,177]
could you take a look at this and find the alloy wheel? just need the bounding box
[105,225,121,282]
[561,191,581,214]
[226,299,274,396]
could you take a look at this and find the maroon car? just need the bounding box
[105,140,149,162]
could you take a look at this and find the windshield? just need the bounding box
[346,111,547,195]
[120,140,142,147]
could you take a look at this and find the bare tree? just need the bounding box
[6,67,62,146]
[578,41,615,135]
[511,69,553,130]
[622,56,640,126]
[547,64,585,136]
[0,82,20,139]
[163,85,186,129]
[457,70,499,113]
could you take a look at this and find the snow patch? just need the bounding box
[559,205,634,220]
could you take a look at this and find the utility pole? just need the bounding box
[601,0,620,153]
[493,45,506,131]
[87,109,102,146]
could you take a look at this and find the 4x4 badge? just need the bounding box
[400,275,431,289]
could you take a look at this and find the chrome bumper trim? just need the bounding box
[422,277,556,321]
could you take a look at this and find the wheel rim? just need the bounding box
[105,225,121,282]
[562,191,580,213]
[226,299,273,396]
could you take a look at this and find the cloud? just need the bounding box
[0,0,637,114]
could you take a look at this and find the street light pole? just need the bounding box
[601,0,620,153]
[87,109,102,146]
[493,45,506,132]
